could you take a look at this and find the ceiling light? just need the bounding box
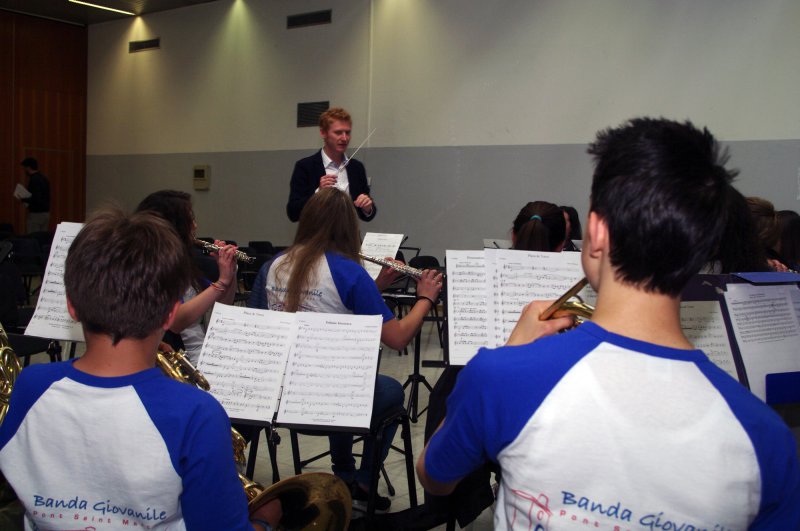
[68,0,136,16]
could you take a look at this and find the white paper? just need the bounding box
[680,300,739,381]
[277,312,382,429]
[197,305,294,421]
[723,283,800,401]
[14,183,31,200]
[491,249,587,346]
[446,250,489,365]
[360,232,404,279]
[25,222,85,342]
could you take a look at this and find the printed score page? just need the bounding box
[680,300,739,381]
[489,249,590,347]
[25,222,85,342]
[197,304,294,422]
[277,312,382,430]
[723,283,800,401]
[446,250,489,366]
[360,232,404,279]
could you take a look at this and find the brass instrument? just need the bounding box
[0,325,22,425]
[156,349,352,529]
[194,238,256,264]
[539,277,595,325]
[359,253,423,279]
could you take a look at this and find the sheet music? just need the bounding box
[491,250,586,346]
[25,222,85,342]
[14,183,31,200]
[197,305,294,421]
[446,250,489,365]
[723,283,800,401]
[680,300,739,381]
[277,313,382,429]
[360,232,404,279]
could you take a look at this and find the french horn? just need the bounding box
[156,348,352,530]
[0,325,22,425]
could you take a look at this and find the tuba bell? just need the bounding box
[156,348,352,530]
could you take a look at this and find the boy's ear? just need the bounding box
[163,301,181,331]
[586,211,609,258]
[66,298,79,322]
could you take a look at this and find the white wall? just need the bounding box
[86,0,800,256]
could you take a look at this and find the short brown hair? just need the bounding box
[319,107,352,131]
[747,196,780,251]
[65,208,192,344]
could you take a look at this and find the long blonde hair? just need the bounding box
[277,188,362,312]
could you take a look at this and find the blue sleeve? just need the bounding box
[700,365,800,528]
[247,259,273,310]
[138,381,251,531]
[0,364,67,449]
[328,253,394,322]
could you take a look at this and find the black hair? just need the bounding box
[588,117,739,295]
[21,157,38,170]
[560,205,582,240]
[512,201,566,252]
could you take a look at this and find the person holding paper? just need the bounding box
[17,157,50,233]
[418,118,800,529]
[0,208,281,531]
[286,107,376,222]
[262,188,442,515]
[136,190,239,364]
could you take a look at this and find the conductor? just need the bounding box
[287,107,376,222]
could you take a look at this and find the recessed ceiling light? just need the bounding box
[68,0,136,16]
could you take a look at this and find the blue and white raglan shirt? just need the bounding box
[264,251,394,322]
[0,361,251,531]
[424,322,800,530]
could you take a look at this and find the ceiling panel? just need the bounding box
[0,0,218,26]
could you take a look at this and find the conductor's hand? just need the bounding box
[354,193,374,215]
[506,300,573,347]
[250,498,282,530]
[319,174,338,189]
[213,239,238,288]
[375,258,403,291]
[415,269,443,303]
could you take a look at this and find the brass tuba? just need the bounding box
[539,277,595,325]
[156,348,352,530]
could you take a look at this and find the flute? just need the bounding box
[359,253,423,279]
[194,239,255,264]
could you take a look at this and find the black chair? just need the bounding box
[408,255,445,345]
[248,240,275,255]
[9,237,46,304]
[287,405,417,522]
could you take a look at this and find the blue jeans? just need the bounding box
[329,374,405,486]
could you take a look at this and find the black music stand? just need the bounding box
[232,419,282,484]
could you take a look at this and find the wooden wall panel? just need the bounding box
[0,12,86,235]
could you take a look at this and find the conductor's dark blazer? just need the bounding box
[286,151,377,222]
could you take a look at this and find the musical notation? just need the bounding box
[360,232,405,280]
[446,251,489,365]
[25,222,85,342]
[723,284,800,400]
[680,300,738,381]
[277,313,382,428]
[197,305,294,421]
[197,307,382,428]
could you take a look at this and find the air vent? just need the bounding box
[287,10,332,29]
[129,38,160,53]
[297,101,330,128]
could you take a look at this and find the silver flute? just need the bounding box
[194,239,255,264]
[359,253,423,279]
